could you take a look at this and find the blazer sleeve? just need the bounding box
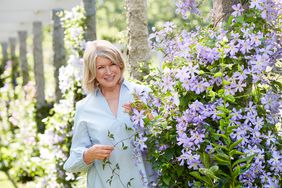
[63,102,93,173]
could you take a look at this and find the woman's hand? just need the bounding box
[122,103,132,113]
[83,144,114,164]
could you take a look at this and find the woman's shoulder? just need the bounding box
[75,94,94,110]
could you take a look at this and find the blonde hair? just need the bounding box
[82,40,125,93]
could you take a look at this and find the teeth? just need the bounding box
[104,76,114,81]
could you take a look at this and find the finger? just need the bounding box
[123,108,130,113]
[100,145,114,150]
[99,154,110,160]
[123,103,132,107]
[98,156,106,160]
[94,144,114,150]
[122,103,131,109]
[123,106,132,113]
[96,153,109,159]
[122,103,131,107]
[101,150,111,155]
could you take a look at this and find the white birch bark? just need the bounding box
[212,0,241,26]
[126,0,150,80]
[82,0,96,41]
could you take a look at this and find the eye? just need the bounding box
[97,66,104,70]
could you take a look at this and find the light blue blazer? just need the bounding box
[64,80,153,188]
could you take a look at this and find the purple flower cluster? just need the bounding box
[196,45,220,64]
[261,90,281,114]
[175,66,211,94]
[136,0,282,186]
[178,150,202,170]
[239,146,282,187]
[246,0,280,23]
[132,133,148,152]
[232,3,244,17]
[175,0,199,19]
[174,100,220,168]
[132,109,146,129]
[228,99,281,186]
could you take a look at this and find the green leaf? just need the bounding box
[163,175,171,185]
[213,144,229,152]
[199,70,205,75]
[219,119,226,132]
[199,168,218,181]
[212,133,229,141]
[116,163,120,170]
[107,131,114,140]
[232,165,241,180]
[176,166,184,176]
[201,152,210,168]
[210,165,219,172]
[124,124,133,131]
[227,15,234,26]
[222,80,231,86]
[217,169,229,178]
[208,90,216,101]
[229,138,243,150]
[214,72,223,78]
[225,95,235,103]
[229,149,244,157]
[190,171,211,185]
[270,80,282,91]
[218,89,225,97]
[122,142,128,150]
[217,152,230,160]
[236,16,244,24]
[214,155,230,166]
[226,125,239,135]
[217,106,231,114]
[232,155,255,168]
[217,113,226,118]
[240,163,251,174]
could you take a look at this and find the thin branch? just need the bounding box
[113,134,135,147]
[108,164,127,188]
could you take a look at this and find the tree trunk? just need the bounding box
[82,0,97,41]
[126,0,150,81]
[212,0,240,26]
[33,21,45,108]
[18,31,29,86]
[52,9,66,102]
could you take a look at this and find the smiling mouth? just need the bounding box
[104,76,115,81]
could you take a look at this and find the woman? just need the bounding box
[64,40,151,188]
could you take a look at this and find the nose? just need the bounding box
[105,66,111,74]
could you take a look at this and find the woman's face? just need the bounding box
[95,57,122,90]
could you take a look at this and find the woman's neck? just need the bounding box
[100,84,121,98]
